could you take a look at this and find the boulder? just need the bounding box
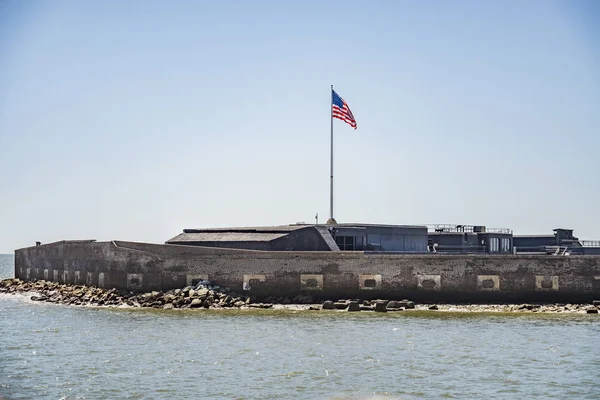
[190,299,203,308]
[398,300,415,309]
[359,305,374,311]
[347,301,361,312]
[386,301,400,310]
[164,294,175,303]
[593,300,600,307]
[428,305,439,310]
[322,300,336,310]
[374,301,388,312]
[163,303,174,310]
[586,307,598,314]
[334,301,349,310]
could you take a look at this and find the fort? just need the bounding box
[14,223,600,303]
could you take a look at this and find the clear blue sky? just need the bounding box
[1,0,599,252]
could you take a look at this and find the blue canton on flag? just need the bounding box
[332,90,357,129]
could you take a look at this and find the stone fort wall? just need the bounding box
[14,240,600,302]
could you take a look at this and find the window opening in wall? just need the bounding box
[363,279,377,288]
[489,237,500,253]
[500,238,510,252]
[335,236,356,251]
[421,279,437,289]
[305,279,319,288]
[481,279,495,289]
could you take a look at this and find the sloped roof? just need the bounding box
[183,225,309,234]
[167,231,287,243]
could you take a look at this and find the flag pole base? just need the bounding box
[326,218,337,225]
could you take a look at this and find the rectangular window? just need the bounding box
[335,236,356,251]
[490,237,500,253]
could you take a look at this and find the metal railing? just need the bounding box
[582,240,600,247]
[426,224,512,234]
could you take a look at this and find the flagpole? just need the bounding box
[328,84,336,225]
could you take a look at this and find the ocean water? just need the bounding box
[1,254,599,399]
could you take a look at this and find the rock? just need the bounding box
[322,300,336,310]
[360,305,374,311]
[247,303,273,309]
[362,300,371,306]
[374,301,388,312]
[586,307,598,314]
[190,299,203,308]
[428,305,439,310]
[334,301,349,310]
[174,298,185,307]
[164,294,175,303]
[196,288,209,298]
[398,300,415,309]
[593,300,600,307]
[386,301,400,309]
[163,303,174,310]
[347,301,360,312]
[202,300,211,309]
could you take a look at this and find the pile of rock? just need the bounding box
[0,278,254,310]
[321,299,416,312]
[3,278,600,313]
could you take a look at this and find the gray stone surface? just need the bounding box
[13,240,600,303]
[374,301,388,312]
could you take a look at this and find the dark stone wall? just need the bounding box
[14,240,600,303]
[583,247,600,255]
[271,227,334,251]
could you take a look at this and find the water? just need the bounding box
[1,254,599,399]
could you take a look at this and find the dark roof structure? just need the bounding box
[166,224,340,251]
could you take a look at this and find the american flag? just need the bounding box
[332,89,357,129]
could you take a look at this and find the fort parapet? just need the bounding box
[14,240,600,303]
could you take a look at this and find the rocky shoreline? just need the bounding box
[1,278,599,314]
